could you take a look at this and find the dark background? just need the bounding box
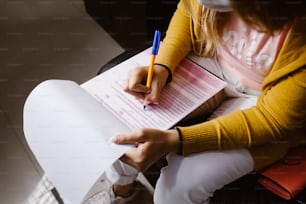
[84,0,179,50]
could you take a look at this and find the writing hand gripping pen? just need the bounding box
[144,30,161,110]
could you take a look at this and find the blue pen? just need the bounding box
[144,30,161,110]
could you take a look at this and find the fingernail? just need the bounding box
[143,100,150,106]
[110,136,117,143]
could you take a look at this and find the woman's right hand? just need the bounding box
[124,64,169,105]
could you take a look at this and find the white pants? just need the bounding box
[154,149,253,204]
[106,57,257,203]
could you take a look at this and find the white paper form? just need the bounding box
[23,80,131,204]
[82,51,226,130]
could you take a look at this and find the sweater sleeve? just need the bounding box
[155,0,192,75]
[178,67,306,155]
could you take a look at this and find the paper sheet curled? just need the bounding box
[23,80,130,204]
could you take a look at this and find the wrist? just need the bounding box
[165,128,182,155]
[174,127,183,155]
[154,63,172,83]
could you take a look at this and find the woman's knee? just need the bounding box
[153,154,221,204]
[153,150,254,204]
[154,172,213,204]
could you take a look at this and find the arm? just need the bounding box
[178,67,306,155]
[155,0,193,75]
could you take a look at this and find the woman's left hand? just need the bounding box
[113,128,180,172]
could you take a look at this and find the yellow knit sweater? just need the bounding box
[155,0,306,170]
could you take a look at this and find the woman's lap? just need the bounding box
[153,95,258,203]
[154,149,254,204]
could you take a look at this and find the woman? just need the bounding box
[86,0,306,203]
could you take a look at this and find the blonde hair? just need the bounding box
[181,0,227,57]
[181,0,304,55]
